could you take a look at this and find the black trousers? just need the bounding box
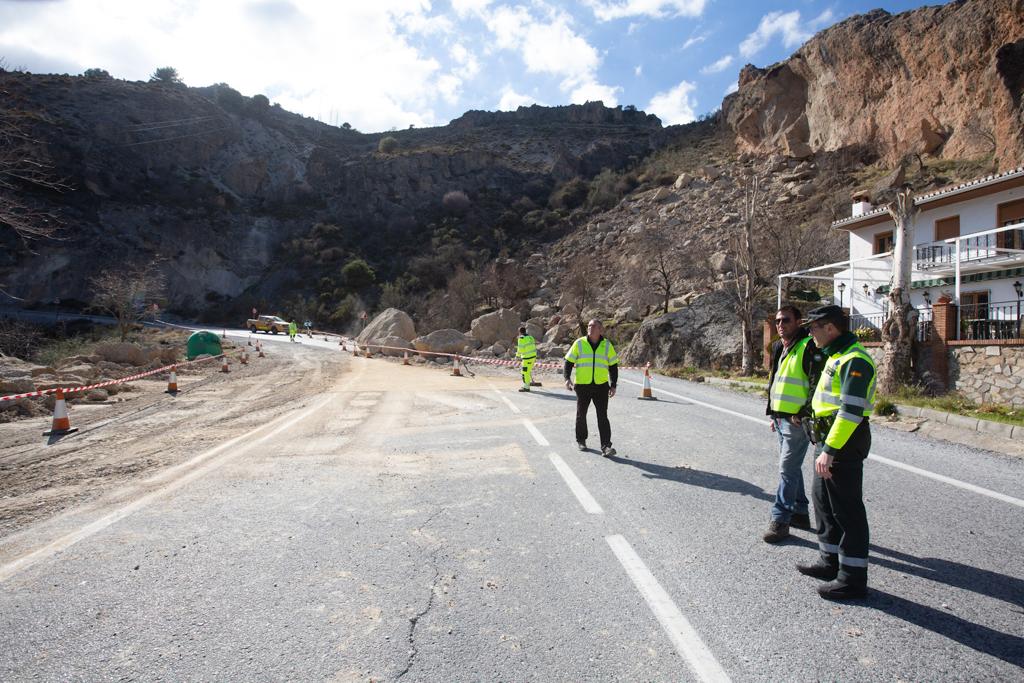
[812,421,871,586]
[575,382,611,447]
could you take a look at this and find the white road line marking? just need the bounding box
[621,376,1023,509]
[619,377,764,425]
[548,452,603,514]
[0,394,335,584]
[522,418,549,446]
[868,453,1024,508]
[496,391,522,414]
[606,535,730,683]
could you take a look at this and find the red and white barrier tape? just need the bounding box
[1,353,230,402]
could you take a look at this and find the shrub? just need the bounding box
[341,258,376,290]
[378,136,399,153]
[83,68,110,79]
[873,396,897,416]
[149,66,182,84]
[442,190,471,214]
[549,177,589,211]
[854,327,879,342]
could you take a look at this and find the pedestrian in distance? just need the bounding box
[516,325,537,392]
[797,305,876,601]
[564,319,618,457]
[288,320,298,342]
[763,305,825,543]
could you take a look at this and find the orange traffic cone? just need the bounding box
[258,344,265,358]
[247,337,252,346]
[166,368,178,394]
[638,363,657,400]
[451,356,462,377]
[43,388,78,436]
[221,356,230,373]
[403,350,410,366]
[241,351,248,365]
[364,346,371,358]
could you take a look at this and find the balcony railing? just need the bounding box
[849,307,933,343]
[915,224,1024,271]
[959,299,1024,341]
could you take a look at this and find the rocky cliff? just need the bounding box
[723,0,1024,169]
[0,73,667,317]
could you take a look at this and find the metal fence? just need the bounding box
[849,307,933,343]
[915,229,1024,271]
[959,299,1023,340]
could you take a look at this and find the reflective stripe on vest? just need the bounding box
[769,337,812,414]
[565,336,617,384]
[517,335,536,359]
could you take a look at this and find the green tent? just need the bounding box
[185,330,223,360]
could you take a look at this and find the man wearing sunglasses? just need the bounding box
[763,305,824,544]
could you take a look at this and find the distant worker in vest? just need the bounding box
[516,325,537,392]
[564,319,619,457]
[288,320,298,342]
[797,305,876,601]
[763,305,825,544]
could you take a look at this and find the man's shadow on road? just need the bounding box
[772,538,1024,666]
[605,454,773,502]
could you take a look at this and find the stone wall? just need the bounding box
[949,345,1024,407]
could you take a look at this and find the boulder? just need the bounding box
[0,376,35,394]
[412,329,480,355]
[58,354,102,367]
[489,342,507,356]
[544,324,574,344]
[621,288,768,369]
[615,306,641,323]
[373,336,414,357]
[530,303,555,318]
[357,308,417,345]
[86,388,109,402]
[652,187,674,202]
[673,173,692,189]
[95,343,147,367]
[59,364,99,380]
[30,366,56,377]
[469,308,520,346]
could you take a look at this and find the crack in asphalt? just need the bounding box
[395,509,447,681]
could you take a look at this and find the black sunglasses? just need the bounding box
[774,317,793,324]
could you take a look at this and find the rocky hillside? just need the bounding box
[0,74,669,320]
[723,0,1024,168]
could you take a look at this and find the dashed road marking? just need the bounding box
[495,391,522,414]
[548,452,603,514]
[606,535,730,683]
[522,418,549,446]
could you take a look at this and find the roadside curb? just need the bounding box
[696,377,1022,440]
[893,403,1020,439]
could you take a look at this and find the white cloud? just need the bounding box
[810,9,835,29]
[682,34,706,49]
[0,0,456,132]
[436,73,463,104]
[451,0,492,18]
[570,81,621,106]
[724,81,739,95]
[585,0,707,21]
[497,85,542,111]
[634,64,643,77]
[700,54,733,75]
[739,11,811,58]
[646,80,697,125]
[486,4,533,50]
[450,42,480,79]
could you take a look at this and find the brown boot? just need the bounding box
[762,520,790,544]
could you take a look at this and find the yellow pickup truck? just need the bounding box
[246,315,289,334]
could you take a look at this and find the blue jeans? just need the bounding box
[771,417,812,522]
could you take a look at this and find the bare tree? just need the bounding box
[0,108,68,242]
[641,224,684,314]
[90,262,166,341]
[562,260,598,334]
[877,184,919,393]
[729,174,771,375]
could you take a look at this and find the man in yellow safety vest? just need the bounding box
[516,326,537,392]
[564,319,619,457]
[763,305,824,544]
[797,304,875,601]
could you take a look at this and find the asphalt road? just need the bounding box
[1,332,1021,681]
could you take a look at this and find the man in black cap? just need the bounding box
[797,304,876,600]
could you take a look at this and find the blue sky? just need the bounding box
[0,0,932,132]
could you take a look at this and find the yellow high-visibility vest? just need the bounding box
[565,336,617,384]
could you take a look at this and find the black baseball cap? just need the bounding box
[803,304,845,324]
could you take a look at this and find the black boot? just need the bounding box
[796,560,838,580]
[817,580,868,600]
[790,513,812,530]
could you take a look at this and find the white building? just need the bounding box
[780,166,1024,341]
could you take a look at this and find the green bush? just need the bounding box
[854,327,879,342]
[378,136,399,153]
